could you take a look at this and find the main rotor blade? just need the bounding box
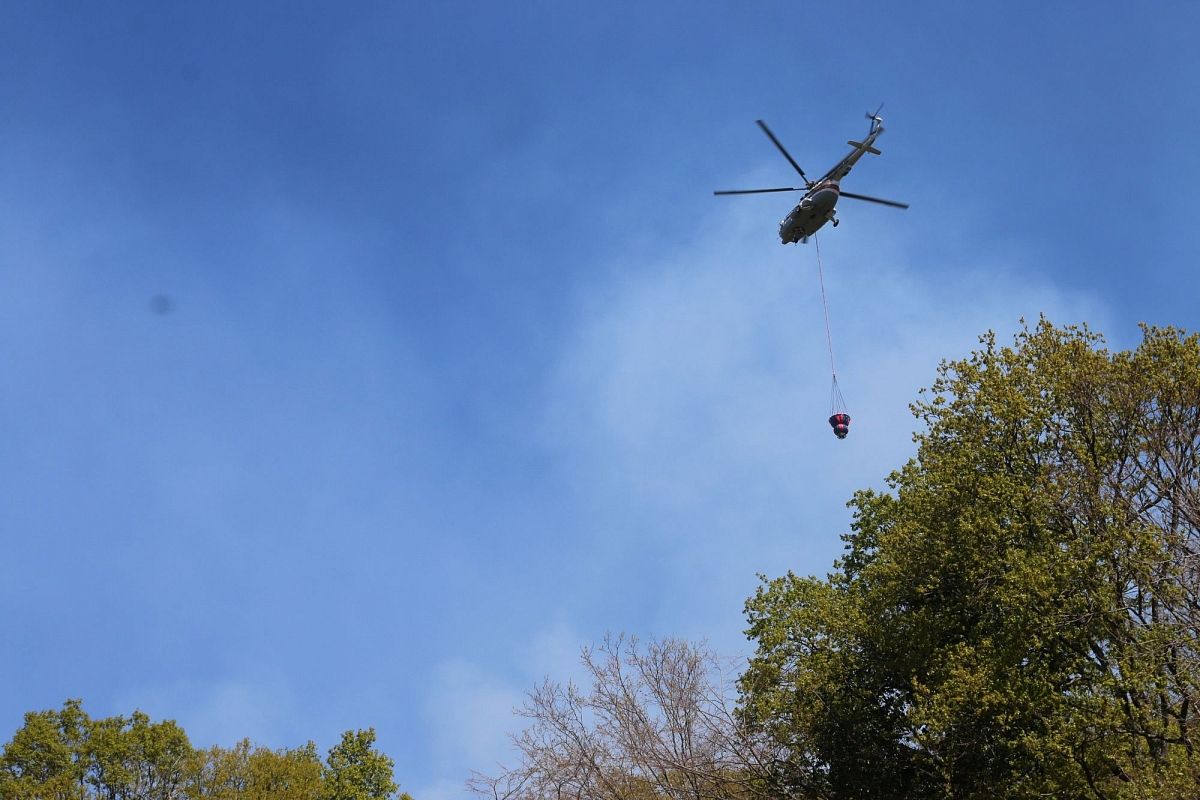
[756,120,809,183]
[839,190,909,209]
[714,187,804,196]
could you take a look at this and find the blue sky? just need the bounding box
[2,2,1198,797]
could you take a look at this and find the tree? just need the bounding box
[188,739,323,800]
[1,702,405,800]
[320,729,399,800]
[0,701,192,800]
[85,710,192,800]
[469,634,781,800]
[0,700,88,800]
[740,320,1200,800]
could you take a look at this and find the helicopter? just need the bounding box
[714,109,908,244]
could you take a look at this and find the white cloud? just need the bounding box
[538,202,1110,650]
[519,615,588,683]
[420,660,524,779]
[112,675,296,749]
[415,777,474,800]
[415,618,592,800]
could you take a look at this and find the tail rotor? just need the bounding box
[866,102,885,133]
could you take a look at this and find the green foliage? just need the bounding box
[0,700,87,800]
[1,702,405,800]
[188,739,324,800]
[742,320,1200,800]
[85,709,192,800]
[320,730,397,800]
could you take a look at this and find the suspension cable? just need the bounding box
[813,235,846,414]
[813,235,837,380]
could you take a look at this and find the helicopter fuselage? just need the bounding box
[714,113,906,243]
[780,181,840,244]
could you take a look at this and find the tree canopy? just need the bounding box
[469,635,779,800]
[0,700,408,800]
[741,320,1200,799]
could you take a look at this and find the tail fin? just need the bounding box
[848,140,882,155]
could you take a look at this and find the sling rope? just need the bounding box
[813,235,847,415]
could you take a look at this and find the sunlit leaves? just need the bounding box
[0,702,405,800]
[742,320,1200,799]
